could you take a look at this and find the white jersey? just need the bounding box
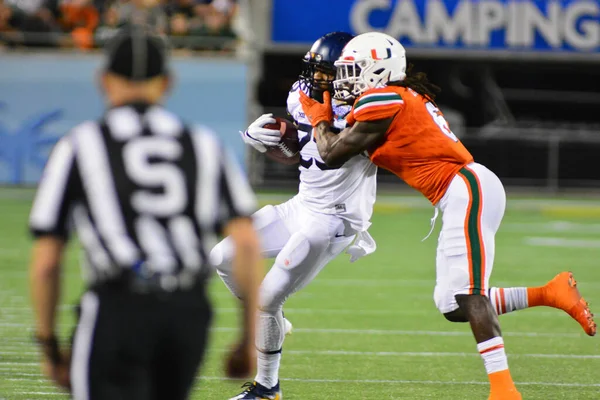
[287,81,377,232]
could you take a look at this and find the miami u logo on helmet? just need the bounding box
[370,48,392,60]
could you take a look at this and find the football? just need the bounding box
[263,117,300,165]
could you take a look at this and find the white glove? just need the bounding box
[240,113,281,153]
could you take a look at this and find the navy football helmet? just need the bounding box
[300,31,354,100]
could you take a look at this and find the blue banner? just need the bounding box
[0,55,247,185]
[272,0,600,53]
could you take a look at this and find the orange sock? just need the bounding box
[527,286,546,307]
[489,369,516,392]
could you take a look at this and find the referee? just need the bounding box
[28,28,262,399]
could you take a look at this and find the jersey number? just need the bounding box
[298,132,338,171]
[426,102,458,142]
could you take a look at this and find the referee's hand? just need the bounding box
[35,334,71,391]
[42,350,71,391]
[224,340,256,379]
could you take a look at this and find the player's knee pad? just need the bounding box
[209,237,233,273]
[435,285,468,323]
[273,231,311,271]
[434,283,461,315]
[259,232,312,312]
[256,310,285,353]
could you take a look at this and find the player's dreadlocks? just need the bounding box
[389,64,441,104]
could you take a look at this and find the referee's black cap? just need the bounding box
[104,28,170,81]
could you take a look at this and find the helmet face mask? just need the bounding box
[298,32,354,101]
[333,32,407,104]
[333,59,367,103]
[300,54,336,95]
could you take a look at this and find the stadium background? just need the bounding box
[0,0,599,399]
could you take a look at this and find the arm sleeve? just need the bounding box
[29,137,76,239]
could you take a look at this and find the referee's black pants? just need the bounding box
[69,280,212,400]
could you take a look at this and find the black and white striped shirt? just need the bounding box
[29,102,257,291]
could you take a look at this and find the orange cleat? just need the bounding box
[488,389,522,400]
[544,272,597,336]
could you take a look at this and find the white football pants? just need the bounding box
[434,162,507,314]
[210,195,356,352]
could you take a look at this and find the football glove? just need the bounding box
[240,113,281,153]
[299,90,333,127]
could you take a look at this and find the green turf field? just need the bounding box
[0,191,599,399]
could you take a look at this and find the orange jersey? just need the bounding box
[346,86,473,204]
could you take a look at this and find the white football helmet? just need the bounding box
[333,32,407,102]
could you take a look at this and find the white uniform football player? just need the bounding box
[210,32,377,400]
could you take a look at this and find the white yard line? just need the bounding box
[199,376,600,388]
[283,350,600,359]
[0,351,38,356]
[0,372,41,376]
[0,362,38,366]
[5,350,597,360]
[213,307,579,318]
[4,379,58,390]
[0,324,585,338]
[504,221,600,233]
[3,375,599,390]
[0,305,72,312]
[0,305,576,318]
[0,322,38,328]
[524,237,600,248]
[210,327,585,338]
[5,378,54,383]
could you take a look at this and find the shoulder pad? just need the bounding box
[352,89,404,122]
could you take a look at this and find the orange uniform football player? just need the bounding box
[299,32,596,400]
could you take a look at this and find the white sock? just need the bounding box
[255,351,281,389]
[477,337,509,375]
[488,287,528,315]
